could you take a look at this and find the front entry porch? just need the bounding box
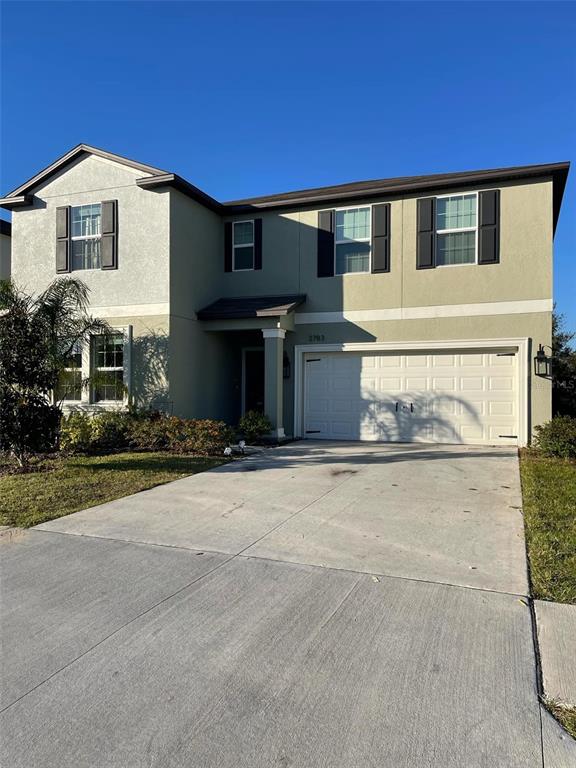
[197,294,305,438]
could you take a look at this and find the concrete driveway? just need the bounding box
[1,442,571,766]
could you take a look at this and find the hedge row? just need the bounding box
[60,411,234,456]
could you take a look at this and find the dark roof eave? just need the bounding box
[224,162,571,224]
[136,174,223,213]
[0,194,33,210]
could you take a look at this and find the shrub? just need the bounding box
[61,410,130,453]
[238,410,272,443]
[126,413,168,451]
[128,414,232,455]
[0,388,60,466]
[60,410,233,456]
[60,411,93,453]
[533,416,576,459]
[90,411,131,451]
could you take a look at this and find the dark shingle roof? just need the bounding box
[197,294,306,321]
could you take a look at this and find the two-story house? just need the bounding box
[0,145,569,445]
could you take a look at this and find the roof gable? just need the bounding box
[2,144,168,201]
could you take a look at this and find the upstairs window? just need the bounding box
[71,204,101,270]
[92,334,124,402]
[335,207,371,274]
[55,340,83,402]
[435,194,477,266]
[233,221,255,271]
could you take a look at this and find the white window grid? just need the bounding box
[92,334,125,403]
[70,203,102,271]
[58,341,83,402]
[232,220,255,271]
[334,205,372,276]
[435,192,478,267]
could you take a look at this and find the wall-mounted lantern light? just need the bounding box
[283,351,291,380]
[534,344,552,378]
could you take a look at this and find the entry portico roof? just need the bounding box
[197,294,306,321]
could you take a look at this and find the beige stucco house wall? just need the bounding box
[1,144,566,445]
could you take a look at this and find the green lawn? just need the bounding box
[520,452,576,740]
[0,452,227,529]
[520,451,576,605]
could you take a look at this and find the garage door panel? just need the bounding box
[461,377,484,391]
[489,401,514,416]
[432,354,456,367]
[460,354,485,366]
[489,377,514,391]
[304,350,518,445]
[490,353,515,366]
[379,355,402,367]
[377,377,403,391]
[406,354,429,367]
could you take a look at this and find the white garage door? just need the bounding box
[303,350,518,445]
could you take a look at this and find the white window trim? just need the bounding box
[58,345,83,403]
[435,191,478,267]
[91,330,127,405]
[333,204,372,276]
[70,202,103,272]
[232,219,255,272]
[60,326,132,412]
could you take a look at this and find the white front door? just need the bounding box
[303,350,518,445]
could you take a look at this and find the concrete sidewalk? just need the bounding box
[536,600,576,708]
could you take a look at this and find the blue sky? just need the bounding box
[1,1,574,328]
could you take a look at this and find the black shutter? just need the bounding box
[372,203,390,273]
[101,200,118,270]
[224,222,233,272]
[317,210,335,278]
[56,206,70,273]
[478,190,500,264]
[254,218,262,270]
[417,198,436,269]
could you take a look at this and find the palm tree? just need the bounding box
[0,277,110,465]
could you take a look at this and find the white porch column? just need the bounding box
[262,328,285,438]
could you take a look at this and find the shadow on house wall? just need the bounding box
[131,329,171,412]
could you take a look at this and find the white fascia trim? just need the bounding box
[293,337,530,447]
[294,299,552,325]
[90,302,169,318]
